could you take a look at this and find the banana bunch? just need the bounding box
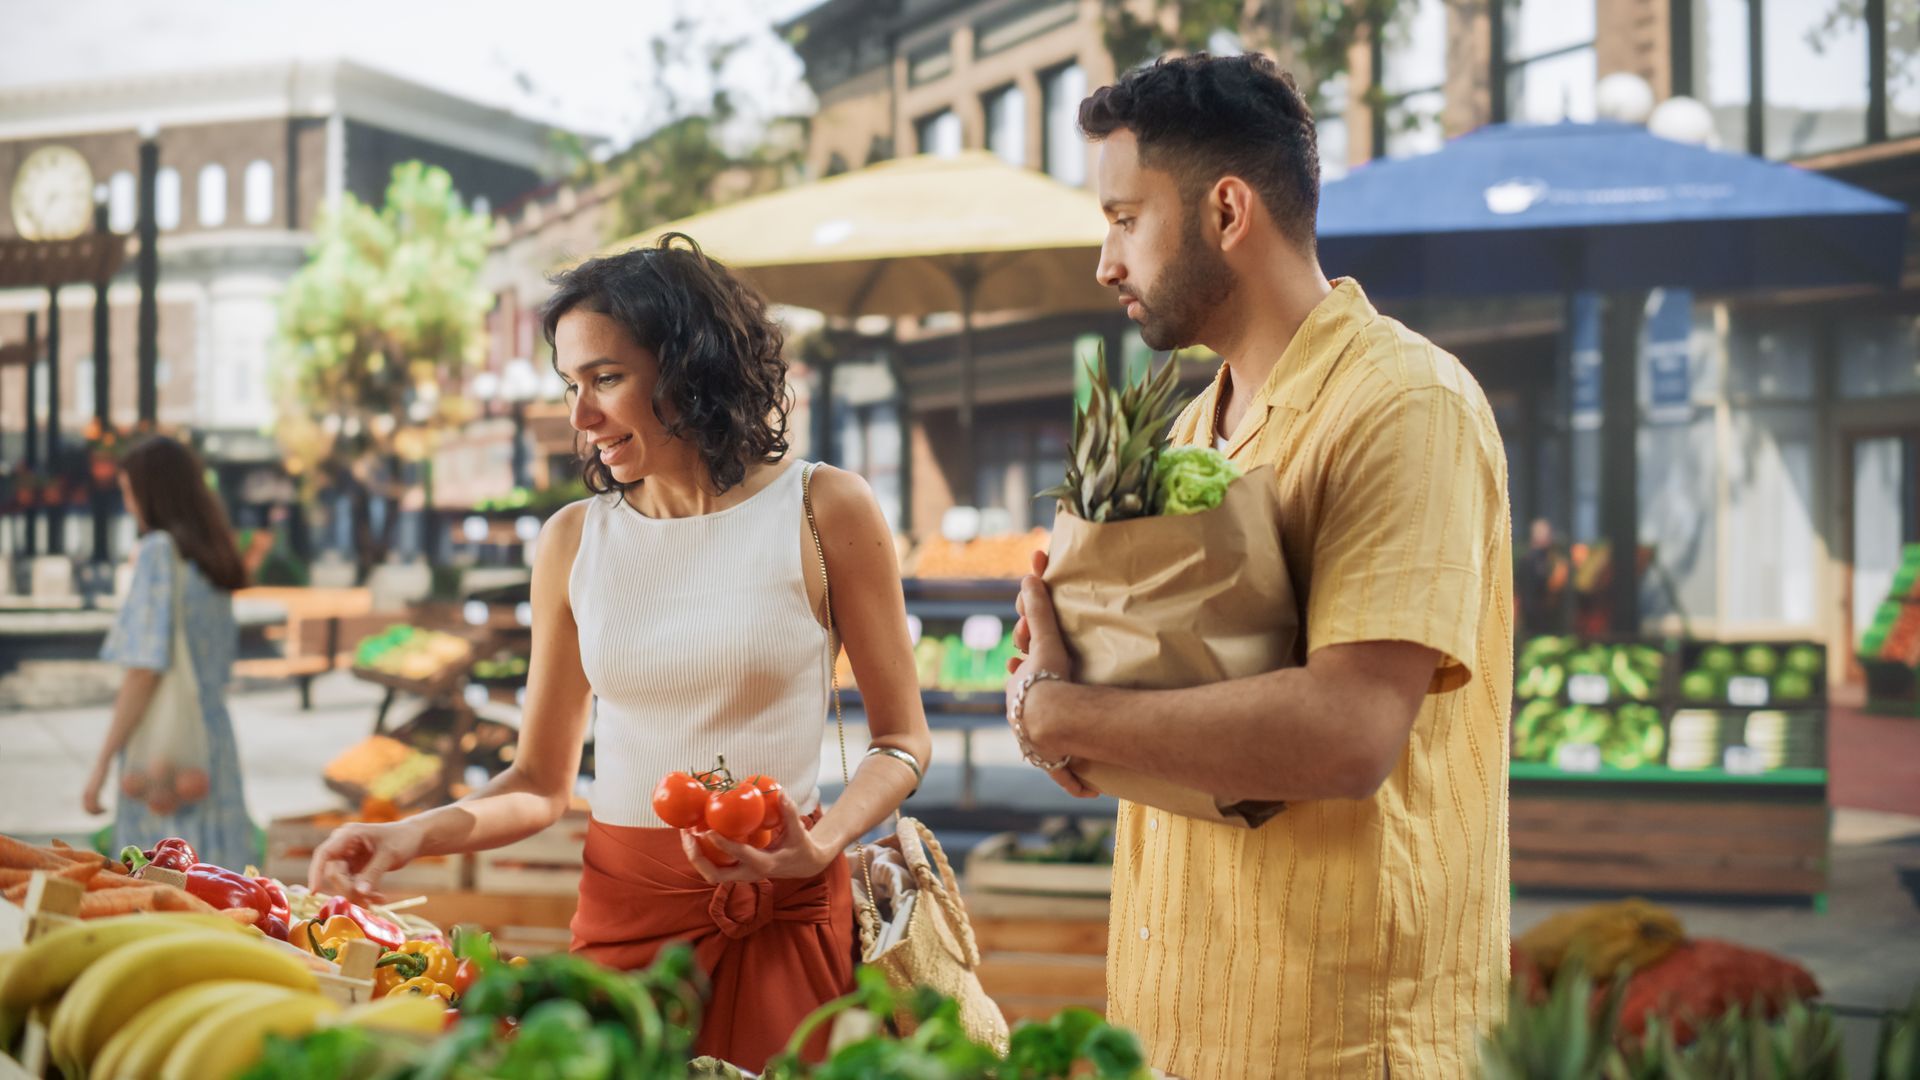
[1514,897,1685,982]
[0,911,366,1080]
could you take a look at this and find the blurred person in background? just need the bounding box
[84,435,257,870]
[1517,516,1570,635]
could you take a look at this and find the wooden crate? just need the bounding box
[265,814,469,893]
[1510,792,1829,900]
[0,870,376,1078]
[472,812,589,897]
[412,891,579,957]
[964,833,1112,899]
[971,913,1109,1023]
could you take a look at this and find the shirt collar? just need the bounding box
[1193,277,1376,456]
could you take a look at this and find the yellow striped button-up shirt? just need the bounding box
[1105,278,1512,1079]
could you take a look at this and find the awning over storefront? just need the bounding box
[1317,121,1907,297]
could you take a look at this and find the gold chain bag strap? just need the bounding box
[802,463,1010,1052]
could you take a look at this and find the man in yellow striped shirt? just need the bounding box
[1006,54,1512,1078]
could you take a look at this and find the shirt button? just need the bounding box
[1138,926,1150,941]
[1148,817,1159,831]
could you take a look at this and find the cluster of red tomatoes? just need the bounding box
[650,756,784,867]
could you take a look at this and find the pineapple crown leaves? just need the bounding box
[1039,347,1188,523]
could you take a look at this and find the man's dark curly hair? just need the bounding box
[541,232,792,496]
[1078,53,1320,251]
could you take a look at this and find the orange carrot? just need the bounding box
[0,835,70,871]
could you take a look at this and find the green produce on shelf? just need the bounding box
[1680,669,1722,702]
[1698,644,1737,675]
[1514,637,1662,702]
[1511,700,1667,770]
[1784,644,1823,676]
[1740,643,1780,677]
[1772,670,1814,702]
[473,651,530,680]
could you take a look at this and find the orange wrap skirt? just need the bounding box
[569,814,856,1071]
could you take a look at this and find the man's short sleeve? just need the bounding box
[1305,382,1502,692]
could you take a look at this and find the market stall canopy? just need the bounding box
[1316,121,1908,297]
[599,150,1111,317]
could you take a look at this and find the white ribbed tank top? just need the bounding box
[568,461,831,828]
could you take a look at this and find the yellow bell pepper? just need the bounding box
[292,915,365,961]
[388,976,455,1003]
[374,940,455,994]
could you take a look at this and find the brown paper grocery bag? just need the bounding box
[1043,465,1296,828]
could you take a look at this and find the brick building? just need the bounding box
[785,0,1918,684]
[0,59,558,556]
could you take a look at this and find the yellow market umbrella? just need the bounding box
[602,152,1110,489]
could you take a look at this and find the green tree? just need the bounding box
[547,16,808,241]
[272,161,490,581]
[1100,0,1411,114]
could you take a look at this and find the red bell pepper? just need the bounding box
[122,837,197,873]
[183,863,271,925]
[254,875,291,931]
[316,895,406,951]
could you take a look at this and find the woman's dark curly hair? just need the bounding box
[541,232,792,496]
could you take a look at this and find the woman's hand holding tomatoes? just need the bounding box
[680,789,830,884]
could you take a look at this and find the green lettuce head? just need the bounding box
[1154,446,1242,516]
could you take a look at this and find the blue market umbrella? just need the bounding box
[1316,121,1907,297]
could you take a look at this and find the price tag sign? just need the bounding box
[515,515,542,543]
[463,600,490,627]
[1727,676,1770,707]
[1722,745,1767,775]
[1554,742,1603,773]
[905,614,923,647]
[961,614,1004,652]
[462,515,489,543]
[463,684,488,708]
[1567,674,1611,705]
[514,602,534,627]
[514,686,528,708]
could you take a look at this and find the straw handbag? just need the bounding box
[803,464,1011,1052]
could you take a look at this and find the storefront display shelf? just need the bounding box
[1508,762,1827,786]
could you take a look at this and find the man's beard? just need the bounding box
[1131,214,1234,351]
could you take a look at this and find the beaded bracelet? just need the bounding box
[1008,669,1071,771]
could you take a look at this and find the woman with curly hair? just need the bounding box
[307,234,931,1069]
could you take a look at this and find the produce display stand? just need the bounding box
[844,577,1063,832]
[1509,635,1832,907]
[1858,543,1920,717]
[0,869,378,1079]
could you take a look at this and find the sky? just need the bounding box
[0,0,826,146]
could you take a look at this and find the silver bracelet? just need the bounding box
[864,745,923,796]
[1008,669,1071,771]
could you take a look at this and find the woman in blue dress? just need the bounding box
[83,435,257,869]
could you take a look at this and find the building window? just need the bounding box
[1765,0,1867,157]
[1504,0,1597,124]
[1318,73,1351,181]
[908,40,953,87]
[1379,0,1446,157]
[155,167,180,231]
[108,170,136,232]
[1042,61,1088,185]
[198,164,227,227]
[244,160,274,224]
[984,84,1027,166]
[975,0,1076,57]
[916,110,963,157]
[1896,9,1920,138]
[75,359,94,419]
[1685,0,1753,151]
